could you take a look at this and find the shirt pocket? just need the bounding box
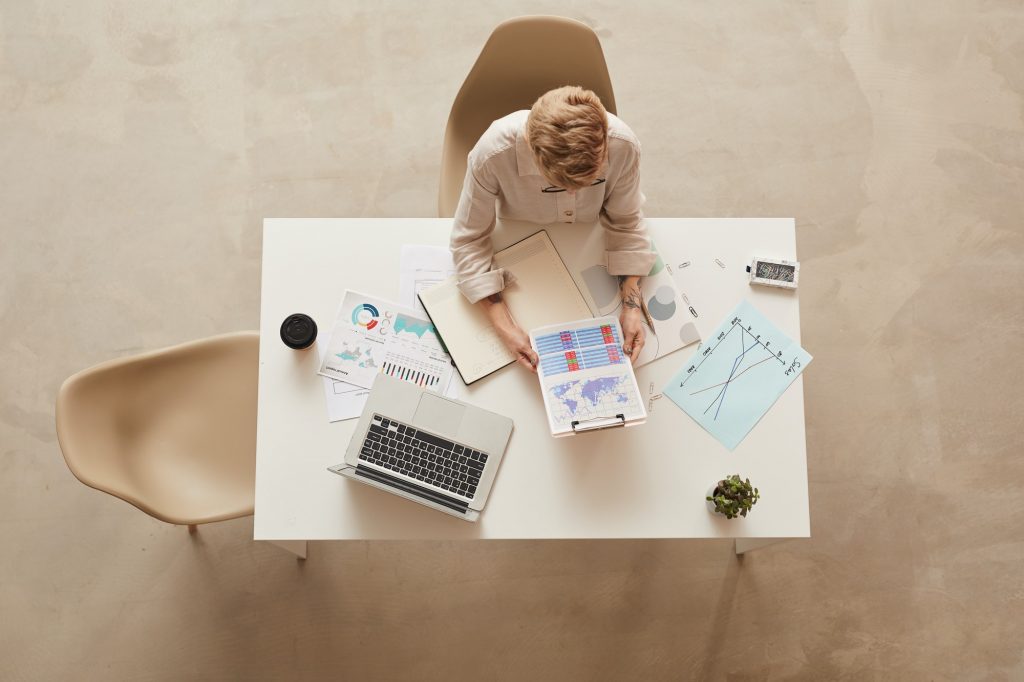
[574,182,606,223]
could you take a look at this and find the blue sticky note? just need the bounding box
[663,299,812,450]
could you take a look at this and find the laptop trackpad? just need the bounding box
[414,394,464,437]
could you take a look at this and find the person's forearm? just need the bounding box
[480,292,514,328]
[619,276,643,310]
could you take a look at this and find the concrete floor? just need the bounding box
[2,1,1023,679]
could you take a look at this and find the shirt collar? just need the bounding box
[515,125,541,177]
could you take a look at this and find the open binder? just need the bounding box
[418,231,592,384]
[418,227,700,386]
[530,316,647,437]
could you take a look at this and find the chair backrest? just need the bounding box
[438,16,617,217]
[55,332,260,525]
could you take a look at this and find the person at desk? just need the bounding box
[450,85,657,372]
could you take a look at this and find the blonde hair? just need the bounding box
[526,86,608,190]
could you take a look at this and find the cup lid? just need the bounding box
[280,313,317,349]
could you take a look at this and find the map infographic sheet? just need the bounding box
[531,316,647,437]
[319,290,454,391]
[663,299,812,450]
[317,338,458,423]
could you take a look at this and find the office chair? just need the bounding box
[438,15,618,217]
[55,332,259,532]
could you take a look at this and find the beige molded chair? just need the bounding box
[55,332,259,531]
[438,15,617,217]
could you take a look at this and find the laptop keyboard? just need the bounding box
[358,414,489,499]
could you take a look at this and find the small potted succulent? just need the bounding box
[706,475,760,519]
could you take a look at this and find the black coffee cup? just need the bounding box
[280,313,317,350]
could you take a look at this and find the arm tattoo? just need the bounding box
[618,276,643,310]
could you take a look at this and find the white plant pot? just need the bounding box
[706,485,721,515]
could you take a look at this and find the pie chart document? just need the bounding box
[319,289,454,391]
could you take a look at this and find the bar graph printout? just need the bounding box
[317,338,458,423]
[663,299,812,450]
[531,317,646,437]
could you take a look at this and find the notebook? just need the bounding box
[418,231,592,384]
[531,316,647,437]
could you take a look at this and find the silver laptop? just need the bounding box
[328,374,513,522]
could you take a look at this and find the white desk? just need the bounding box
[256,218,809,557]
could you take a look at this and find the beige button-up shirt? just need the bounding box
[450,110,657,303]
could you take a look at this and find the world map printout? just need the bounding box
[531,317,647,436]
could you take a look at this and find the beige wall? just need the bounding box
[1,1,1022,679]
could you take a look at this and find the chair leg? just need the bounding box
[188,524,198,534]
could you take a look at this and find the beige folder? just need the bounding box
[419,231,592,384]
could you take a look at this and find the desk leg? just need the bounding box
[270,540,307,559]
[734,538,785,555]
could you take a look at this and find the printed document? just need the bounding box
[531,316,647,437]
[319,290,454,391]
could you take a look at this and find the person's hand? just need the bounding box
[480,294,538,372]
[494,318,539,372]
[620,307,645,364]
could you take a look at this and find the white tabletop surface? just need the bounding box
[255,218,809,540]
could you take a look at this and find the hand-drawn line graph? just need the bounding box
[664,300,812,450]
[679,321,786,420]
